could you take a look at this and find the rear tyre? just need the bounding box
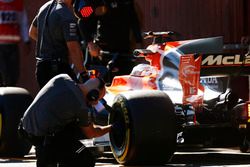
[109,90,177,165]
[0,87,33,157]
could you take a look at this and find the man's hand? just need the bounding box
[88,42,101,57]
[80,123,112,139]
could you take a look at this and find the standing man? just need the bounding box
[29,0,89,88]
[77,0,143,81]
[0,0,30,86]
[19,74,112,167]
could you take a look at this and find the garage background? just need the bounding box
[18,0,250,98]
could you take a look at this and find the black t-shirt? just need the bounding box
[79,0,142,53]
[22,74,89,136]
[32,1,79,60]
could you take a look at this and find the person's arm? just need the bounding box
[67,41,87,73]
[87,41,101,57]
[29,16,38,41]
[62,14,88,74]
[29,24,38,41]
[78,17,101,57]
[80,123,112,138]
[78,18,97,44]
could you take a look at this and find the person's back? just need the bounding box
[36,1,78,61]
[22,74,89,136]
[20,74,111,167]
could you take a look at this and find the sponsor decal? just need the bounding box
[200,77,221,91]
[69,23,77,36]
[200,77,218,84]
[179,55,201,95]
[202,54,250,67]
[182,65,200,78]
[69,23,76,28]
[179,55,204,106]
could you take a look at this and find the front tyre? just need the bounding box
[109,90,177,165]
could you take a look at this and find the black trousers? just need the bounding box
[36,136,95,167]
[19,123,95,167]
[35,60,78,88]
[0,44,19,86]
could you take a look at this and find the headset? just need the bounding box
[73,0,94,19]
[72,0,106,19]
[86,77,105,101]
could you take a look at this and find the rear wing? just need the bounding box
[176,36,224,55]
[171,36,249,76]
[135,34,250,76]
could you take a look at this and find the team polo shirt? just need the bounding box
[32,1,79,60]
[22,74,89,136]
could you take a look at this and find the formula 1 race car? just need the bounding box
[1,31,249,165]
[91,31,250,165]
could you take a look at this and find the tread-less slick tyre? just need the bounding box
[109,90,177,165]
[0,87,33,157]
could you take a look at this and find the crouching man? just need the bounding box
[19,74,112,167]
